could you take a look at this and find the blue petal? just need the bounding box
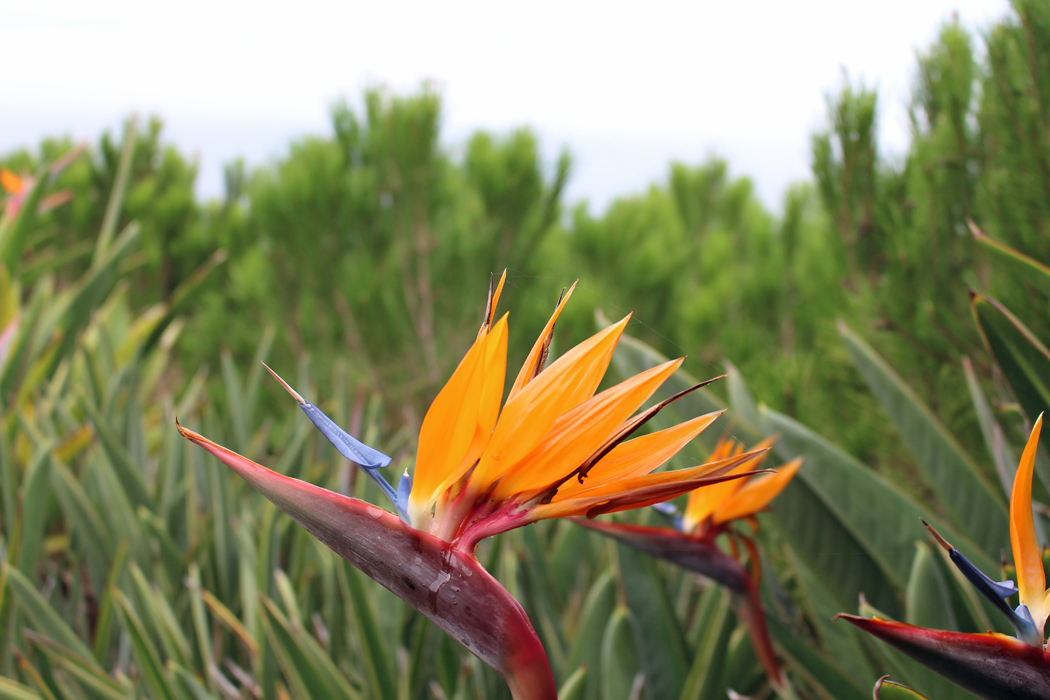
[395,471,413,524]
[652,502,684,531]
[1014,604,1044,647]
[296,400,392,468]
[265,364,402,516]
[948,548,1037,641]
[292,399,402,509]
[264,363,391,468]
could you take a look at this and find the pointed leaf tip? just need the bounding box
[841,614,1050,700]
[262,362,306,403]
[874,676,930,700]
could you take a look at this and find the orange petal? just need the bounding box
[469,315,629,492]
[555,411,723,499]
[712,457,802,524]
[411,321,493,510]
[549,447,768,508]
[432,314,509,498]
[1011,414,1046,619]
[0,169,22,194]
[491,357,683,500]
[479,270,508,337]
[489,270,507,326]
[683,436,776,530]
[508,281,577,400]
[533,449,770,520]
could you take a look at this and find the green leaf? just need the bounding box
[338,561,397,700]
[82,401,152,513]
[558,667,588,700]
[617,543,689,699]
[127,564,191,669]
[600,607,642,700]
[760,407,998,617]
[94,117,137,263]
[970,221,1050,296]
[904,542,956,631]
[17,444,53,575]
[0,280,49,402]
[48,459,111,586]
[259,595,361,700]
[185,565,217,696]
[0,676,42,700]
[725,360,761,435]
[785,545,877,684]
[568,569,616,700]
[91,540,129,665]
[874,676,930,700]
[764,614,868,700]
[838,322,1009,557]
[963,357,1022,495]
[45,221,141,380]
[972,292,1050,480]
[678,587,734,700]
[170,665,216,700]
[23,632,129,700]
[3,565,95,664]
[113,590,178,700]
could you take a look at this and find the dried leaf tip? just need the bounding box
[262,362,306,404]
[921,519,954,552]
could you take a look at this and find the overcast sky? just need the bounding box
[2,0,1011,212]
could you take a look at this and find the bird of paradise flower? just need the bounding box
[577,436,801,694]
[840,414,1050,700]
[177,272,779,699]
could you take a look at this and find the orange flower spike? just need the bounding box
[410,271,508,523]
[508,280,577,399]
[410,332,488,512]
[713,457,802,524]
[555,411,725,497]
[0,169,23,194]
[682,436,777,532]
[532,446,770,521]
[1011,413,1049,633]
[490,357,684,500]
[467,314,630,493]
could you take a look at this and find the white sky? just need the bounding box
[1,0,1011,212]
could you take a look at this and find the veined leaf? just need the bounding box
[617,543,689,699]
[972,293,1050,463]
[259,596,362,700]
[904,542,956,632]
[601,607,642,700]
[93,117,137,263]
[113,590,178,700]
[725,361,761,436]
[568,570,615,700]
[558,667,588,700]
[970,221,1050,296]
[874,677,930,700]
[764,614,868,700]
[0,676,42,700]
[761,407,999,617]
[17,444,53,575]
[838,322,1009,557]
[678,587,734,700]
